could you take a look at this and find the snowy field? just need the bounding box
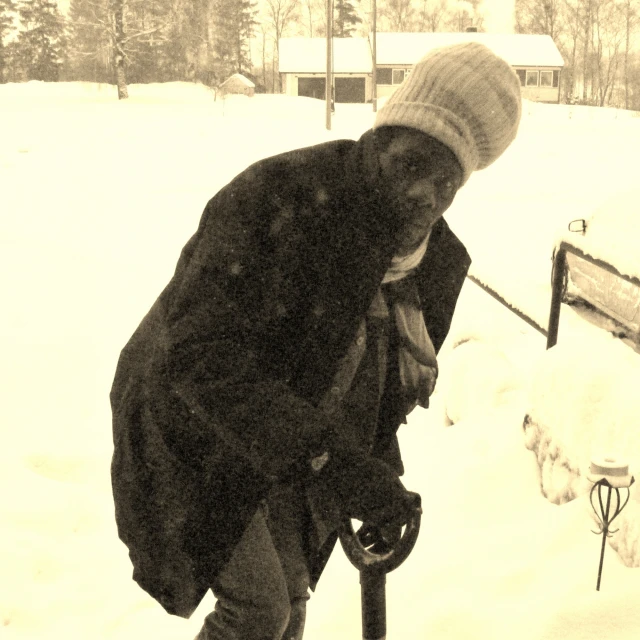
[2,81,640,639]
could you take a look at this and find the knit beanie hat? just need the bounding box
[373,41,522,184]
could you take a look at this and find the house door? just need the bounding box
[334,77,365,103]
[297,77,326,100]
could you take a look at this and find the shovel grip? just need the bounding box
[338,492,422,574]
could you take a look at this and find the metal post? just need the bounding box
[326,0,332,130]
[547,246,567,349]
[372,0,377,112]
[595,485,613,591]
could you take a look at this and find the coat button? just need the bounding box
[356,336,365,346]
[330,385,341,396]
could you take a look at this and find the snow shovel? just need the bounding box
[338,492,422,640]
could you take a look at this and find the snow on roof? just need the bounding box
[279,37,372,73]
[373,32,564,68]
[279,34,564,74]
[220,73,255,88]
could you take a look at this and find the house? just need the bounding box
[279,37,373,103]
[279,33,565,104]
[218,73,256,97]
[374,32,564,104]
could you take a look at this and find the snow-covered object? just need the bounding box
[438,337,520,425]
[436,277,545,427]
[218,73,255,97]
[555,188,640,283]
[553,188,640,338]
[524,338,640,566]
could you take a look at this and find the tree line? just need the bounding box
[0,0,639,108]
[516,0,640,108]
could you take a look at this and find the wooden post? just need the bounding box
[326,0,332,130]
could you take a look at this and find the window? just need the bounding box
[376,67,411,86]
[540,71,553,87]
[392,69,406,85]
[376,68,392,84]
[516,69,526,86]
[526,70,539,87]
[553,70,560,88]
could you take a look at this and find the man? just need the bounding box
[110,42,522,640]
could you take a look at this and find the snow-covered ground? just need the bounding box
[2,81,640,639]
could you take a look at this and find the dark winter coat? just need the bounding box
[110,130,471,619]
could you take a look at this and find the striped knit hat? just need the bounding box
[374,42,522,184]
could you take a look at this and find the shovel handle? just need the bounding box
[338,492,421,640]
[360,567,387,640]
[338,492,422,574]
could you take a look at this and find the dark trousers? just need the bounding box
[196,484,311,640]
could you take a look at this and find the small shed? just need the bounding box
[373,32,565,104]
[279,37,373,103]
[218,73,255,98]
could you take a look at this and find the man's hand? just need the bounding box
[311,448,418,530]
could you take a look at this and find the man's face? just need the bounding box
[377,129,463,257]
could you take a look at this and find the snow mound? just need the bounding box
[439,337,520,425]
[0,81,216,104]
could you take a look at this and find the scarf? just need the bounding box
[381,233,438,409]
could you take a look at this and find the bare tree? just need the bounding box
[515,0,563,38]
[112,0,128,97]
[416,0,451,31]
[70,0,169,98]
[620,0,639,108]
[580,0,593,101]
[379,0,417,30]
[561,0,583,100]
[300,0,326,36]
[263,0,298,90]
[591,0,624,105]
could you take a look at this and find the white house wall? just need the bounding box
[282,74,297,97]
[376,68,561,103]
[522,86,560,103]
